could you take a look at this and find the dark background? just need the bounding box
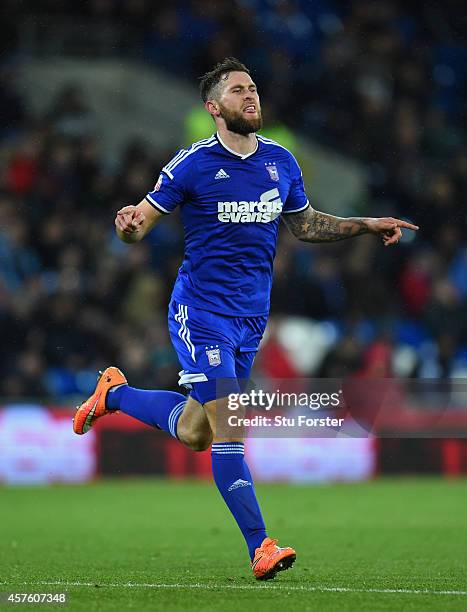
[1,0,467,403]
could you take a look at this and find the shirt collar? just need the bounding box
[215,132,259,159]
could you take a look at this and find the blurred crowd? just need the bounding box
[1,0,467,399]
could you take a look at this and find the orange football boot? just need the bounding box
[73,367,127,435]
[251,537,296,581]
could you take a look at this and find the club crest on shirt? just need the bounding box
[154,174,163,191]
[205,346,221,367]
[265,162,279,181]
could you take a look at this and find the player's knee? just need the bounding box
[186,432,212,452]
[179,426,212,452]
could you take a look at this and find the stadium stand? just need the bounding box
[1,0,467,398]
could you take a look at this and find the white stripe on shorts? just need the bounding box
[175,304,196,362]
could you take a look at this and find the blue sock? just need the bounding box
[211,442,267,560]
[106,385,186,439]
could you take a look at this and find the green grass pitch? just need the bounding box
[1,478,466,611]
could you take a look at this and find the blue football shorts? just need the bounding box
[168,299,268,405]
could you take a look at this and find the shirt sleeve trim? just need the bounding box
[282,200,310,215]
[145,194,170,214]
[162,167,174,180]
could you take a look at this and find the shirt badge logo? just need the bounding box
[154,174,163,191]
[205,345,221,367]
[265,162,279,181]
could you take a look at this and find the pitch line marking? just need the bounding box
[0,581,466,597]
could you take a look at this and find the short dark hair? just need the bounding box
[199,57,250,103]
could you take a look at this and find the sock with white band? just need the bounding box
[106,385,186,439]
[211,441,268,559]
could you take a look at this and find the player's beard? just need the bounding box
[218,103,263,135]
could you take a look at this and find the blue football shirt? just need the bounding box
[145,133,309,317]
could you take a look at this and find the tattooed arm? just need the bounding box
[282,205,418,246]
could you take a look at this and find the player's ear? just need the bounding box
[205,100,220,118]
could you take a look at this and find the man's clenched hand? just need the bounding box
[115,205,146,235]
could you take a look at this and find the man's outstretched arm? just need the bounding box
[283,205,419,246]
[115,199,164,243]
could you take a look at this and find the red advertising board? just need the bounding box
[0,404,377,484]
[0,405,96,484]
